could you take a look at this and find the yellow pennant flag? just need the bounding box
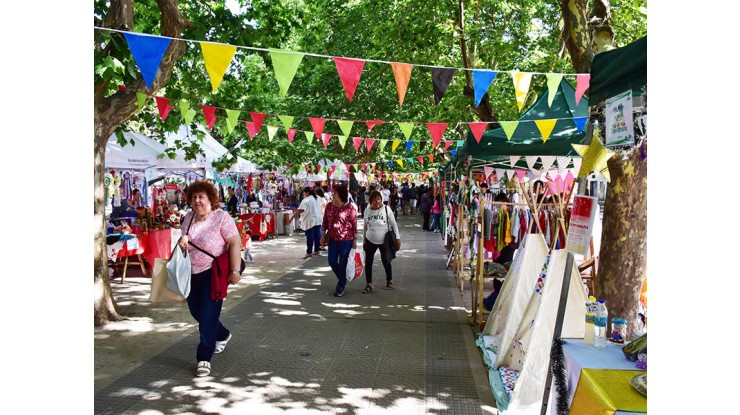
[396,159,404,168]
[534,119,557,143]
[392,140,401,152]
[200,42,237,92]
[512,71,533,111]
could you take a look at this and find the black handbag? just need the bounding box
[383,206,398,260]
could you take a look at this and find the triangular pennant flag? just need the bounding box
[512,71,534,111]
[525,156,539,170]
[398,123,415,140]
[225,109,240,134]
[365,120,385,131]
[417,156,424,164]
[155,96,173,121]
[573,116,588,132]
[392,140,402,152]
[510,156,520,168]
[338,135,348,149]
[499,121,519,141]
[269,49,305,96]
[365,138,376,152]
[321,133,332,148]
[426,123,448,148]
[279,115,294,130]
[353,137,363,152]
[304,131,315,144]
[457,140,464,147]
[123,33,172,89]
[405,140,414,153]
[389,161,394,169]
[390,63,413,106]
[555,175,565,193]
[546,74,564,107]
[200,42,237,92]
[287,128,297,143]
[484,166,495,179]
[334,57,366,101]
[179,101,195,124]
[267,125,279,141]
[443,141,453,151]
[396,159,404,168]
[450,150,457,156]
[245,121,259,139]
[495,169,506,181]
[427,154,434,163]
[419,140,427,151]
[534,119,557,143]
[378,139,388,151]
[430,67,457,105]
[565,171,576,192]
[136,92,148,111]
[540,156,557,173]
[556,156,571,171]
[515,170,527,181]
[468,122,488,143]
[472,70,498,107]
[202,105,218,130]
[575,74,590,106]
[337,120,354,137]
[308,118,326,137]
[249,112,266,133]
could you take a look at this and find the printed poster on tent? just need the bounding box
[605,90,634,146]
[565,195,598,256]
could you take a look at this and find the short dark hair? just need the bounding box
[368,190,382,203]
[334,184,349,203]
[186,180,221,210]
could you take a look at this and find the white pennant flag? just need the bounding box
[540,156,557,173]
[525,156,539,171]
[571,157,583,176]
[505,170,516,181]
[556,156,571,171]
[495,168,506,182]
[510,156,520,168]
[484,166,495,179]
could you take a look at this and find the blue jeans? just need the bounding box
[306,225,322,254]
[432,213,441,231]
[243,247,253,262]
[328,240,353,293]
[187,269,230,362]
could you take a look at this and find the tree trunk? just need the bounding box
[93,0,190,326]
[594,140,647,340]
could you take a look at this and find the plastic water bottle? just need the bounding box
[594,299,608,349]
[584,296,597,345]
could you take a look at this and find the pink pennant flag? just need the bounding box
[201,105,218,130]
[468,122,488,143]
[321,133,332,148]
[443,140,453,151]
[426,122,448,149]
[287,128,297,143]
[555,175,565,194]
[366,120,385,131]
[334,57,366,101]
[545,176,555,196]
[155,96,173,121]
[308,117,326,137]
[515,170,527,181]
[245,121,259,139]
[484,166,494,179]
[417,156,424,164]
[353,137,364,152]
[565,171,575,192]
[365,138,376,152]
[249,112,266,133]
[575,74,590,106]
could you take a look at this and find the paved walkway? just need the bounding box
[94,214,497,414]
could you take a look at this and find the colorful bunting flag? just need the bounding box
[525,156,539,170]
[334,57,366,101]
[269,49,305,96]
[405,141,413,152]
[202,105,217,130]
[136,92,148,111]
[308,118,326,137]
[396,159,404,168]
[398,123,415,140]
[575,74,590,106]
[365,138,376,152]
[417,156,424,164]
[546,74,564,107]
[389,160,394,169]
[245,121,259,138]
[378,139,388,151]
[499,121,519,141]
[534,119,557,143]
[468,122,488,143]
[287,128,297,143]
[304,131,315,144]
[426,123,448,149]
[573,116,588,132]
[556,156,571,171]
[443,141,453,151]
[155,96,173,121]
[484,166,494,179]
[540,156,557,173]
[123,33,172,89]
[512,72,533,111]
[515,170,527,181]
[278,115,294,131]
[392,140,401,152]
[472,70,498,107]
[391,63,413,106]
[249,112,266,133]
[427,154,434,163]
[457,140,464,147]
[430,67,457,105]
[321,133,332,148]
[267,125,279,141]
[179,101,196,124]
[200,42,237,92]
[225,109,240,133]
[353,137,363,152]
[510,156,520,168]
[338,135,348,149]
[337,120,354,137]
[366,120,385,131]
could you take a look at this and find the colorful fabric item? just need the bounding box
[534,254,552,294]
[498,366,520,397]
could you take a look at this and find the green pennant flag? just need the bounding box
[398,122,415,140]
[546,74,564,107]
[267,125,279,141]
[136,92,148,111]
[179,101,196,124]
[391,140,401,152]
[338,135,348,149]
[225,109,240,134]
[500,121,519,141]
[279,115,294,130]
[456,140,464,148]
[337,120,354,137]
[269,49,305,96]
[304,131,314,144]
[378,139,388,151]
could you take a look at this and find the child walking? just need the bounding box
[243,230,254,263]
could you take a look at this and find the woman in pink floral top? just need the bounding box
[320,184,357,297]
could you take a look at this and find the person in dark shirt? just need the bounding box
[226,187,238,215]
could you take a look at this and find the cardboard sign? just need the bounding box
[566,195,598,255]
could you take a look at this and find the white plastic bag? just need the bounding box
[166,246,191,298]
[345,249,365,282]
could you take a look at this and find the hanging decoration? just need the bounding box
[201,105,218,130]
[575,74,590,106]
[500,121,519,141]
[287,128,297,143]
[546,74,564,107]
[337,120,354,137]
[571,133,614,181]
[468,122,488,143]
[473,70,498,107]
[391,62,413,106]
[426,122,448,149]
[269,49,305,96]
[334,57,366,101]
[123,32,171,89]
[155,96,173,121]
[200,42,237,92]
[512,71,534,111]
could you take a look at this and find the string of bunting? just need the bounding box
[100,27,590,111]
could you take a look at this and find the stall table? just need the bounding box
[107,234,147,283]
[238,213,275,241]
[107,229,182,283]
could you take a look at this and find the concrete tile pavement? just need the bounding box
[94,214,498,414]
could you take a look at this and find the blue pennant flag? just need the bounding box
[406,140,413,152]
[123,33,172,89]
[388,160,393,169]
[450,150,457,156]
[473,70,498,107]
[573,116,588,132]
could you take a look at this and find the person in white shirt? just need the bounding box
[380,183,391,205]
[362,190,401,293]
[288,187,324,258]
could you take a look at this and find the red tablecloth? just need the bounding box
[238,213,275,241]
[138,228,181,267]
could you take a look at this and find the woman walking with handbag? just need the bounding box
[320,184,357,297]
[177,180,243,377]
[362,190,401,292]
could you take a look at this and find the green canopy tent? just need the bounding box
[588,36,647,104]
[456,79,589,171]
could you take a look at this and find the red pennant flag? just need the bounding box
[155,96,173,121]
[353,137,364,152]
[321,133,332,148]
[365,120,385,131]
[286,163,290,168]
[308,117,326,137]
[201,105,218,130]
[329,165,336,177]
[249,112,266,133]
[468,122,488,143]
[428,154,434,163]
[361,163,367,170]
[443,140,453,151]
[365,138,376,152]
[118,85,127,91]
[333,57,366,101]
[245,121,259,139]
[417,156,424,164]
[287,128,297,143]
[426,122,448,148]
